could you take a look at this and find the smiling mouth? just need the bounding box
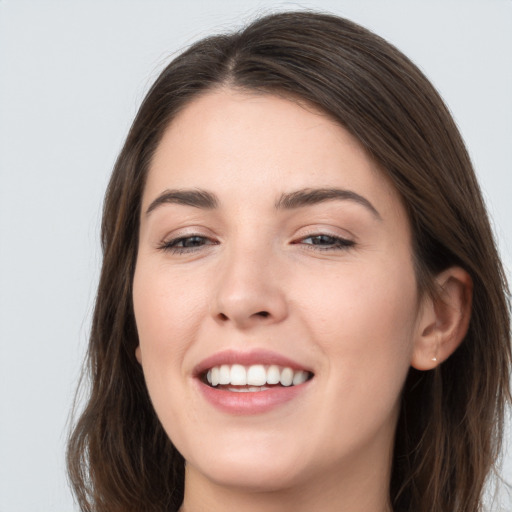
[203,364,314,391]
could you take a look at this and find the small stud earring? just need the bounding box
[432,356,437,362]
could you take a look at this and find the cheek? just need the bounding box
[132,261,210,441]
[132,261,208,370]
[294,256,419,393]
[288,259,419,455]
[301,252,418,341]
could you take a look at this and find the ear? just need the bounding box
[135,345,142,364]
[411,267,473,371]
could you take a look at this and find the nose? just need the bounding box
[211,244,288,330]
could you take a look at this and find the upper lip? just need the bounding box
[193,349,314,377]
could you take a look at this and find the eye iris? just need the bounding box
[182,236,205,247]
[311,235,335,245]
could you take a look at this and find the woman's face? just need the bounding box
[133,90,426,493]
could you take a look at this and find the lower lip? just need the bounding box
[197,380,311,415]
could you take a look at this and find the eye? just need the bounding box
[298,234,355,251]
[158,235,217,254]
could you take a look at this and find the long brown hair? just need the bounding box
[67,11,511,512]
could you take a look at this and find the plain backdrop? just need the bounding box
[0,1,511,510]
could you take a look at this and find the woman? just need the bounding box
[67,11,511,512]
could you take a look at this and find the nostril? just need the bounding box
[214,310,273,324]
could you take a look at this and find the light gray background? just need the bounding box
[1,1,511,510]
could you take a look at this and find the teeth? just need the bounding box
[219,364,230,385]
[230,364,246,385]
[292,370,308,385]
[267,365,281,384]
[227,386,270,393]
[247,364,266,386]
[205,364,311,388]
[280,367,293,387]
[211,367,220,387]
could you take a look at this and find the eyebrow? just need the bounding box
[275,188,381,219]
[145,187,381,220]
[146,189,218,215]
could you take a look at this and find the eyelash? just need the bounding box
[158,233,355,254]
[157,235,218,254]
[298,234,355,251]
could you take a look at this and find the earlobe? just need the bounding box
[135,346,142,364]
[411,267,472,371]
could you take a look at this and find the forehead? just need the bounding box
[143,89,405,222]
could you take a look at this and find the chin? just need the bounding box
[182,433,312,492]
[192,457,306,492]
